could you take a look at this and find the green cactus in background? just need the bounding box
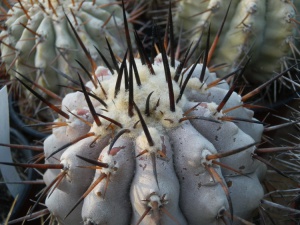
[0,0,130,94]
[174,0,299,85]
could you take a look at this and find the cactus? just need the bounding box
[173,0,300,85]
[0,0,131,94]
[40,43,269,224]
[1,1,300,225]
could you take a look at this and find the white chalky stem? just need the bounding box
[185,101,259,175]
[130,133,187,225]
[185,86,264,142]
[46,188,83,225]
[168,121,228,225]
[81,137,135,225]
[57,135,110,195]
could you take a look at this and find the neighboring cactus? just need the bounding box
[0,0,131,94]
[173,0,300,84]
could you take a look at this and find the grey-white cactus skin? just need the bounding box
[82,137,135,225]
[42,51,266,225]
[0,0,129,93]
[173,0,299,84]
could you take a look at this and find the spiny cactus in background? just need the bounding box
[0,0,133,94]
[127,0,173,21]
[173,0,300,86]
[2,4,300,225]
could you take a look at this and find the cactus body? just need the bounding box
[43,53,266,224]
